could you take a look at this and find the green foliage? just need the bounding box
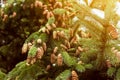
[84,64,93,69]
[75,64,86,72]
[28,46,38,57]
[116,68,120,80]
[47,17,55,24]
[4,61,46,80]
[38,33,49,42]
[107,67,116,77]
[53,8,66,15]
[25,32,40,42]
[0,44,10,56]
[61,51,76,67]
[55,69,71,80]
[0,71,6,80]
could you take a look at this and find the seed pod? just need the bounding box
[42,42,47,51]
[111,47,115,51]
[113,49,118,54]
[38,1,43,7]
[71,70,79,80]
[54,2,62,8]
[12,12,17,17]
[46,29,50,34]
[46,64,51,71]
[55,21,58,25]
[106,60,111,68]
[53,31,57,39]
[36,47,44,59]
[107,25,118,39]
[22,5,26,10]
[57,31,61,36]
[22,43,28,54]
[48,4,52,7]
[26,62,30,66]
[43,10,48,15]
[2,18,5,22]
[37,39,42,44]
[46,24,52,31]
[43,5,47,10]
[78,61,83,64]
[81,31,88,38]
[57,54,63,66]
[78,46,83,52]
[51,23,56,28]
[48,0,53,3]
[49,11,54,17]
[35,0,43,8]
[36,48,42,59]
[47,12,51,19]
[62,14,66,21]
[30,57,36,64]
[57,16,61,21]
[66,2,72,7]
[30,3,34,8]
[50,6,53,10]
[41,27,46,33]
[35,1,38,7]
[34,1,38,7]
[50,53,57,63]
[57,2,62,8]
[62,22,66,28]
[65,40,70,49]
[60,31,65,38]
[28,42,32,49]
[69,13,76,18]
[116,52,120,61]
[26,57,31,66]
[53,47,58,53]
[75,49,80,56]
[60,44,68,50]
[40,46,44,54]
[3,14,8,20]
[69,29,74,37]
[1,11,4,17]
[39,19,45,24]
[53,2,57,8]
[32,40,35,44]
[70,36,77,44]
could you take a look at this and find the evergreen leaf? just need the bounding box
[75,64,86,72]
[0,45,10,56]
[28,46,37,57]
[107,67,116,77]
[55,69,71,80]
[4,61,46,80]
[4,61,27,80]
[15,61,26,68]
[47,17,55,24]
[18,65,45,80]
[0,71,6,80]
[25,32,40,42]
[6,0,14,4]
[53,8,66,15]
[61,51,76,67]
[38,33,49,42]
[21,18,29,22]
[84,64,93,69]
[116,68,120,80]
